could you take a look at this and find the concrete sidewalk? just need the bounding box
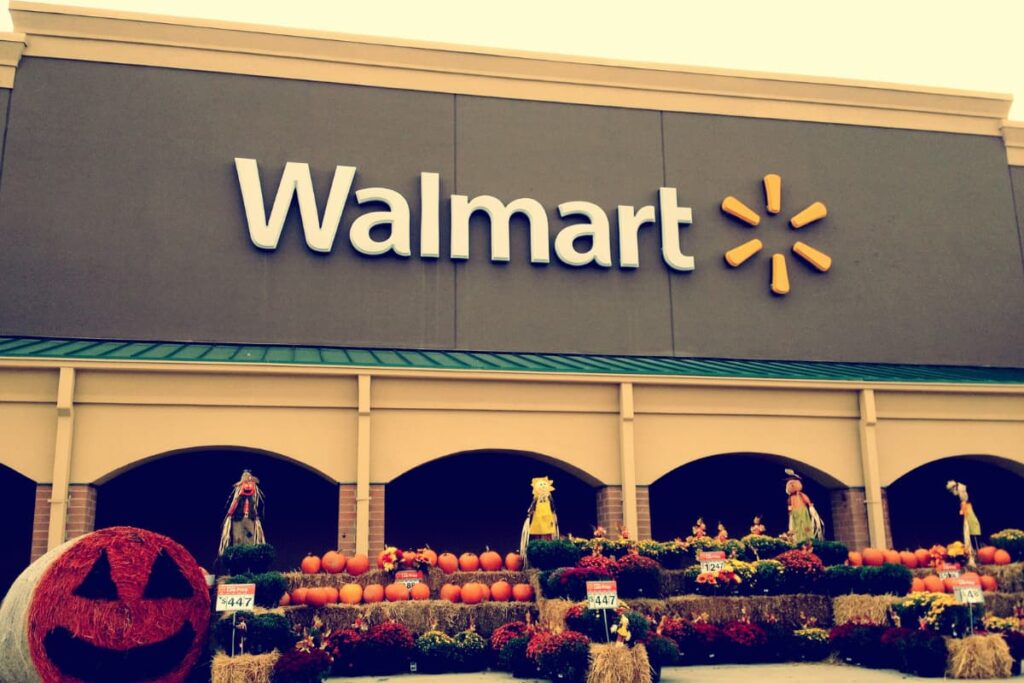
[329,662,1019,682]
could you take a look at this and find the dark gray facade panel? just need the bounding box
[452,96,673,355]
[663,113,1024,366]
[0,58,457,349]
[0,88,9,185]
[1012,167,1024,275]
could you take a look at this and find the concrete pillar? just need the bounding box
[65,484,97,541]
[618,383,639,539]
[368,483,386,552]
[635,484,652,540]
[337,483,357,555]
[31,484,53,561]
[596,486,624,537]
[47,367,76,551]
[858,389,888,549]
[355,375,371,556]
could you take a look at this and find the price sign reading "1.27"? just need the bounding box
[586,580,618,610]
[216,583,256,612]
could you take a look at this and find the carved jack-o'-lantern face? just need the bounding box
[28,527,210,683]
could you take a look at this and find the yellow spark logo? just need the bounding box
[721,174,831,295]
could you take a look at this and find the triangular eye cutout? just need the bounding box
[73,549,119,600]
[143,549,194,599]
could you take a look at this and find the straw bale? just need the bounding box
[947,633,1013,679]
[664,594,831,627]
[211,652,278,683]
[982,592,1024,617]
[539,599,576,631]
[832,594,896,625]
[587,643,651,683]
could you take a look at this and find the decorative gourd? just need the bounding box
[460,583,484,605]
[505,552,523,571]
[437,553,459,574]
[490,580,512,602]
[409,583,430,600]
[301,554,322,574]
[322,586,340,604]
[479,550,503,572]
[847,551,862,567]
[899,551,918,569]
[279,591,291,606]
[439,584,462,603]
[994,549,1012,565]
[340,583,363,605]
[321,551,347,574]
[346,554,370,576]
[512,583,534,602]
[883,549,901,565]
[459,553,480,572]
[922,575,945,593]
[384,583,409,602]
[401,551,419,569]
[980,575,998,592]
[291,587,309,605]
[914,548,932,568]
[306,587,328,607]
[910,577,925,593]
[418,548,438,567]
[363,584,385,603]
[861,548,884,566]
[977,546,997,565]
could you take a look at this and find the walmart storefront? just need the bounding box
[1,2,1023,594]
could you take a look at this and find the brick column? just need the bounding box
[596,486,624,538]
[830,487,891,550]
[368,483,385,552]
[337,484,357,556]
[66,484,97,541]
[635,485,652,540]
[31,484,53,561]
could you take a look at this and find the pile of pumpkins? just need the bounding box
[280,546,533,607]
[847,546,1013,569]
[909,572,998,594]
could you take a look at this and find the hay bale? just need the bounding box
[660,570,688,597]
[947,633,1013,679]
[587,643,651,683]
[0,526,211,683]
[982,592,1024,617]
[211,652,278,683]
[664,594,831,628]
[832,595,896,626]
[623,599,669,621]
[539,599,576,631]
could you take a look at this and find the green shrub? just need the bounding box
[991,529,1024,560]
[527,538,583,570]
[452,630,488,672]
[416,630,458,674]
[775,549,825,593]
[540,566,613,600]
[533,631,591,683]
[751,560,785,594]
[896,629,947,677]
[637,540,686,569]
[742,534,793,561]
[790,627,830,661]
[865,563,913,596]
[616,554,662,598]
[893,592,984,637]
[824,565,859,595]
[499,635,537,678]
[645,633,680,667]
[221,543,275,575]
[224,571,288,608]
[810,539,849,566]
[214,611,296,655]
[830,623,892,667]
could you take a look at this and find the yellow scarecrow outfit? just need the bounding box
[520,476,559,562]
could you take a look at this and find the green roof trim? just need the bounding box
[0,336,1022,384]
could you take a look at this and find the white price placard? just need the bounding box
[395,570,423,589]
[586,580,618,610]
[698,551,727,573]
[937,562,961,580]
[952,577,984,605]
[216,583,256,612]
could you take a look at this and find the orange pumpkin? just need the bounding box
[279,591,291,606]
[346,554,370,576]
[490,580,513,602]
[438,553,459,574]
[980,575,998,592]
[301,554,322,574]
[883,549,901,565]
[943,578,956,593]
[914,549,931,568]
[340,583,363,604]
[479,583,491,601]
[385,583,410,602]
[899,551,918,569]
[291,587,309,605]
[439,584,462,603]
[994,549,1012,565]
[459,553,480,572]
[922,575,945,593]
[461,583,484,605]
[480,550,503,572]
[847,551,863,567]
[418,548,438,567]
[363,584,385,603]
[306,587,328,607]
[512,583,534,602]
[321,551,347,574]
[410,583,431,600]
[977,546,997,565]
[861,548,884,567]
[401,550,420,569]
[323,586,340,604]
[910,577,925,593]
[505,552,523,571]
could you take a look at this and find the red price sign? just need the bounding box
[952,576,984,604]
[216,583,255,612]
[395,570,423,589]
[698,551,727,573]
[937,562,961,579]
[586,580,618,609]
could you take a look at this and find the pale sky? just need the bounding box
[3,0,1023,119]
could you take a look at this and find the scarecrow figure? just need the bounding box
[750,515,766,536]
[520,476,559,560]
[691,517,707,539]
[947,480,982,566]
[219,469,266,555]
[715,522,729,543]
[785,469,824,545]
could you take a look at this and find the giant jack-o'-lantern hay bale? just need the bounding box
[0,526,211,683]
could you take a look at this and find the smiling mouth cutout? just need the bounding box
[43,622,195,682]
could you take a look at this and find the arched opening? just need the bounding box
[888,455,1024,549]
[650,453,839,542]
[94,448,338,572]
[385,450,599,553]
[0,463,35,599]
